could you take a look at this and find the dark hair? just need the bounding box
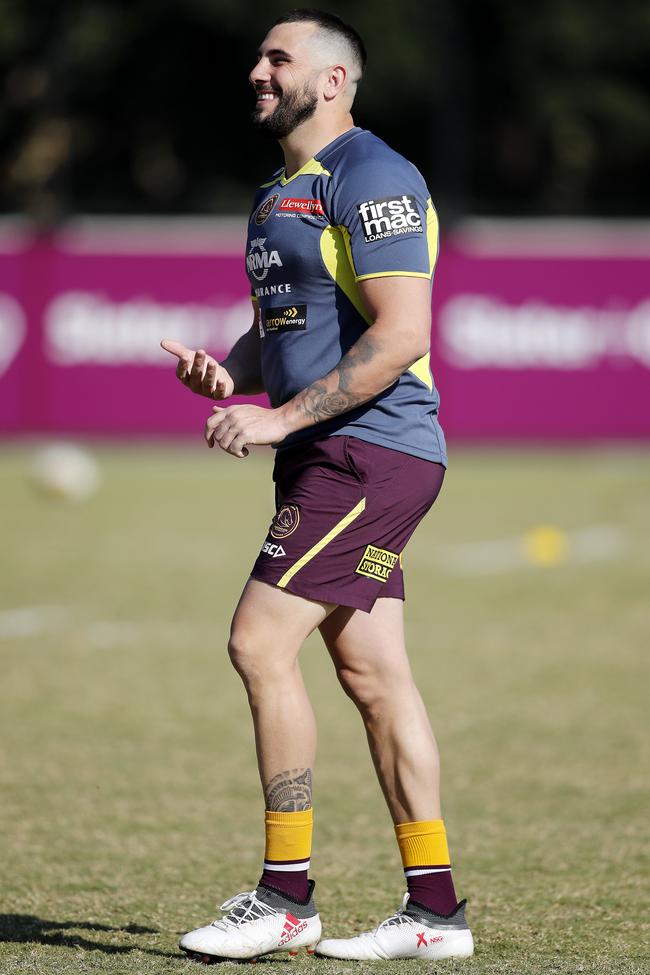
[273,8,367,75]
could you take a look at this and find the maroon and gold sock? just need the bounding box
[259,809,312,902]
[395,819,458,916]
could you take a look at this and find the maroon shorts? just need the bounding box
[250,435,445,613]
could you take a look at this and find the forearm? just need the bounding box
[222,324,264,395]
[278,320,428,434]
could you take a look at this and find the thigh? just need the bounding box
[231,578,334,664]
[319,597,413,680]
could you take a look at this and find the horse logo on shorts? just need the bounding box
[270,503,300,539]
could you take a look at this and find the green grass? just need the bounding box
[1,444,648,975]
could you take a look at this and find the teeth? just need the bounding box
[258,93,276,100]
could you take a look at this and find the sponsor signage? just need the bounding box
[278,198,324,216]
[357,195,423,242]
[263,305,307,334]
[356,544,400,582]
[1,219,648,439]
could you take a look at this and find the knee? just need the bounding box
[227,626,260,685]
[336,664,398,718]
[227,624,290,688]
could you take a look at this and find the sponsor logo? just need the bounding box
[44,293,251,365]
[264,304,307,333]
[246,237,283,282]
[254,193,279,225]
[261,540,286,559]
[278,913,308,946]
[357,195,423,242]
[439,295,650,370]
[355,544,400,582]
[416,933,443,948]
[254,282,292,298]
[278,197,324,216]
[270,503,300,539]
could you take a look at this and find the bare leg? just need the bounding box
[228,578,332,804]
[319,597,440,824]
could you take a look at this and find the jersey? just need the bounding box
[245,127,447,466]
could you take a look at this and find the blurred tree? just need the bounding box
[0,0,648,220]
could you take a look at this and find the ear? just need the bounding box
[322,64,347,102]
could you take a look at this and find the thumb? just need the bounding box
[161,338,193,360]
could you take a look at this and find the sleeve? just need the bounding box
[331,159,438,282]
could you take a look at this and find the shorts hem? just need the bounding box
[250,570,403,614]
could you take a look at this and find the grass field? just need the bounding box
[1,444,648,975]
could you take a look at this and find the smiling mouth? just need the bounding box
[255,89,280,104]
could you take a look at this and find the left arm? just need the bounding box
[205,276,432,457]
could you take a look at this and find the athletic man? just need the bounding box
[162,9,473,963]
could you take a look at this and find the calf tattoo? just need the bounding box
[265,767,313,811]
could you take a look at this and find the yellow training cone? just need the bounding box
[522,525,568,566]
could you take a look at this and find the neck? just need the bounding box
[280,113,355,177]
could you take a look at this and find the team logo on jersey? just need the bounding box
[278,197,325,216]
[355,544,399,582]
[270,503,300,539]
[357,195,423,242]
[247,237,283,281]
[255,193,279,225]
[264,304,307,332]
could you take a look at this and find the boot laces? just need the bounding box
[378,893,413,930]
[210,891,278,930]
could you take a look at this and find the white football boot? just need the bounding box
[315,893,473,961]
[179,881,321,962]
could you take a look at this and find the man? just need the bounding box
[162,9,473,963]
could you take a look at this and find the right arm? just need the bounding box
[161,303,264,399]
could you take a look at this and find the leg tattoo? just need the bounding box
[265,768,313,811]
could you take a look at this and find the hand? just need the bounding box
[160,339,234,399]
[204,404,289,458]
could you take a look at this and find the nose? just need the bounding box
[249,58,270,87]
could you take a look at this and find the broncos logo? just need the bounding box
[270,503,300,539]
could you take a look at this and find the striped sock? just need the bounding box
[395,819,458,916]
[259,809,312,902]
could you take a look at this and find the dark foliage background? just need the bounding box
[1,0,649,223]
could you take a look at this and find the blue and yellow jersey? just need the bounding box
[245,127,447,465]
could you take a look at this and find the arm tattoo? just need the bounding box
[294,333,382,424]
[264,767,313,812]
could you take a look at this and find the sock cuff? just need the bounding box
[265,809,313,863]
[395,819,450,869]
[395,819,446,840]
[265,809,313,829]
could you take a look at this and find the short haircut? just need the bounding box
[273,8,367,80]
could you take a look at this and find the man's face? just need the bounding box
[249,22,322,138]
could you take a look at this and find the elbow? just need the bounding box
[408,338,431,364]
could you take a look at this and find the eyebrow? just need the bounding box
[257,47,295,60]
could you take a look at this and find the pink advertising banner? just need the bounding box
[1,218,649,440]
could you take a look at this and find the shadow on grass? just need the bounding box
[0,914,176,958]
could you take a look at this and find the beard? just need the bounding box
[252,83,318,139]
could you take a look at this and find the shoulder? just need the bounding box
[323,130,428,214]
[328,129,424,181]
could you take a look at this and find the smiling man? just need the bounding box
[162,8,473,964]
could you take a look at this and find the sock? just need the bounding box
[395,819,458,916]
[259,809,312,901]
